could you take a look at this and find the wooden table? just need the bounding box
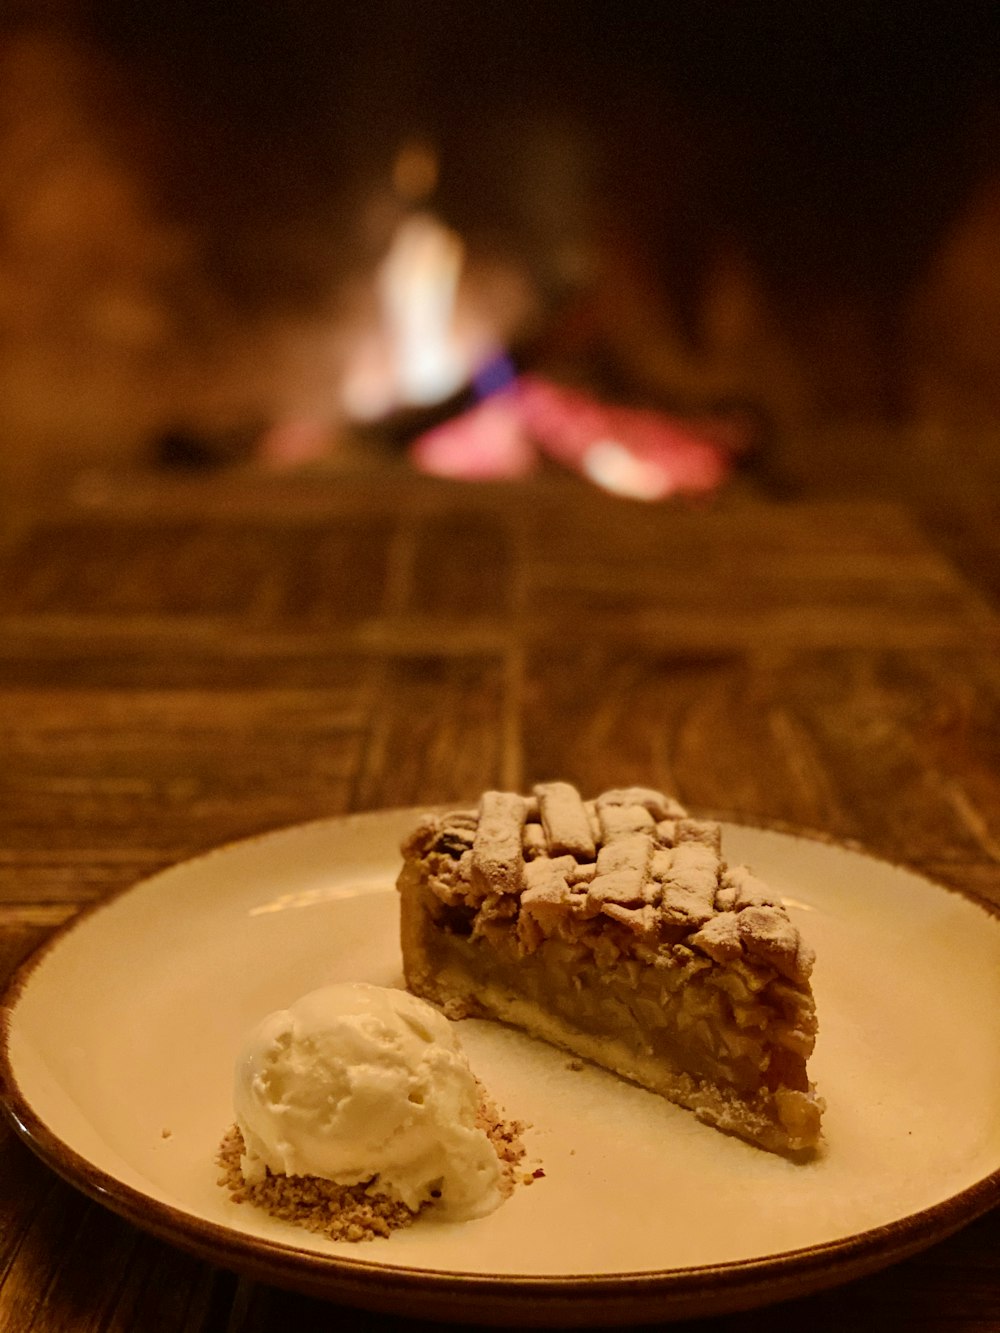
[1,465,998,1331]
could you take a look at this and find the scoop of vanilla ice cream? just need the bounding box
[233,982,503,1220]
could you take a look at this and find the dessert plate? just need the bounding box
[2,810,1000,1325]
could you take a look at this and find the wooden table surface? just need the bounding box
[1,465,998,1331]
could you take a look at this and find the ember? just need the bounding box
[410,374,739,501]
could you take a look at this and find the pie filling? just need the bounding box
[397,783,824,1154]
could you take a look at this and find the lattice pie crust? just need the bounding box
[397,782,824,1154]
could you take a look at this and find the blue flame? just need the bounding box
[472,352,518,401]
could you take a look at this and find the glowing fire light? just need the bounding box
[341,211,478,420]
[411,374,734,500]
[271,137,740,501]
[338,138,510,424]
[581,439,679,500]
[377,212,468,407]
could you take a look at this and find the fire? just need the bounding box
[264,138,743,500]
[410,374,736,501]
[339,211,467,420]
[339,139,503,423]
[375,211,469,408]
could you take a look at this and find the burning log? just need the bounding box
[410,372,743,500]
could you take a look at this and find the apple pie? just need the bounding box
[397,782,823,1154]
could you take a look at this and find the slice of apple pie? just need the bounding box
[397,782,823,1154]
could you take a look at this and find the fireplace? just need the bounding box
[1,3,998,491]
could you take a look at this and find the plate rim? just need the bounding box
[2,808,999,1324]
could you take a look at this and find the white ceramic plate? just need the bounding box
[3,811,1000,1325]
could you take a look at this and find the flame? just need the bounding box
[380,212,469,405]
[253,141,737,499]
[338,136,528,424]
[339,139,476,422]
[581,438,678,501]
[341,209,484,421]
[331,143,735,504]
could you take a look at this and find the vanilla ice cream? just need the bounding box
[233,982,504,1220]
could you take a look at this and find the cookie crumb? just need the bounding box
[217,1087,533,1242]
